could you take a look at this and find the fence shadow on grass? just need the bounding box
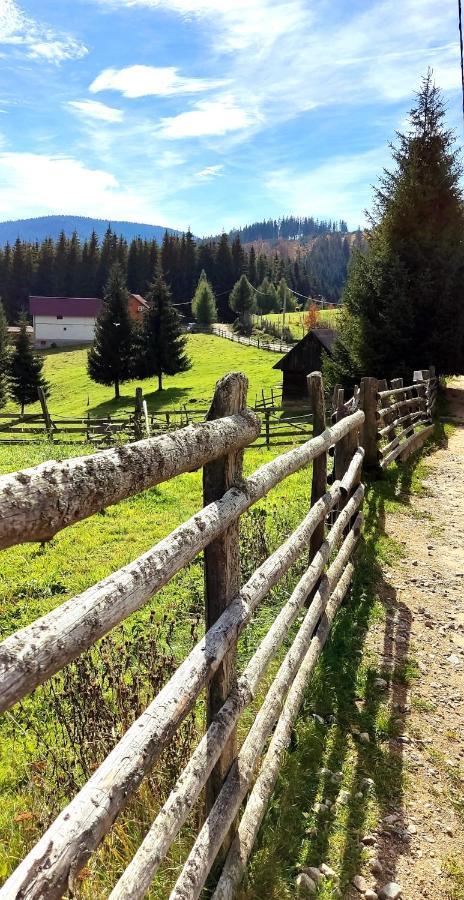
[234,427,448,900]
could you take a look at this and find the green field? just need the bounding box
[3,334,282,419]
[0,334,445,899]
[256,309,339,342]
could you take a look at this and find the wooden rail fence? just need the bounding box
[0,370,365,899]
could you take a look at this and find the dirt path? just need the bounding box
[356,381,464,899]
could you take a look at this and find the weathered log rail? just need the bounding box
[375,368,437,469]
[0,370,364,900]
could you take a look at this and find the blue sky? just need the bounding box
[0,0,462,235]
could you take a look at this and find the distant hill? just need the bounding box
[0,215,184,245]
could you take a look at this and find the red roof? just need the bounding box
[29,296,103,317]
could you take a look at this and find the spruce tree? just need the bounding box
[256,277,279,315]
[192,270,217,326]
[326,72,464,387]
[229,274,255,332]
[0,300,9,408]
[87,264,133,399]
[8,316,49,415]
[134,272,190,391]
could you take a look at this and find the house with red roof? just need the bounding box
[30,294,150,347]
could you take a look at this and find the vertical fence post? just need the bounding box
[265,409,271,449]
[203,372,247,845]
[360,376,380,472]
[308,372,327,558]
[133,388,144,441]
[38,387,53,443]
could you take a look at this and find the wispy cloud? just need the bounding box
[95,0,307,51]
[158,96,257,139]
[67,99,124,123]
[0,0,87,63]
[196,164,223,178]
[90,65,225,98]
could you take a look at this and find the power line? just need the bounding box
[459,0,464,127]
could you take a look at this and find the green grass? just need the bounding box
[3,334,281,419]
[0,373,448,896]
[257,309,339,341]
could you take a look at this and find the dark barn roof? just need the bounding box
[273,327,337,372]
[29,296,103,317]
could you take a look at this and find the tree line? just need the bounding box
[224,216,349,243]
[0,223,358,326]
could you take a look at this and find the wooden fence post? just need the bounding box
[308,372,326,558]
[38,387,53,442]
[133,388,144,441]
[360,376,379,472]
[265,410,271,449]
[203,372,247,843]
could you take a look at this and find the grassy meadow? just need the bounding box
[3,333,282,419]
[258,308,339,342]
[0,333,448,898]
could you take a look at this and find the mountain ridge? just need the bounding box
[0,215,184,245]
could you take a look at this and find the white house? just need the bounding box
[30,296,103,347]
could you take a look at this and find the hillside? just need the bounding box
[0,215,183,246]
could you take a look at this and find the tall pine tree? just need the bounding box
[8,316,49,415]
[134,272,190,391]
[87,264,133,398]
[0,300,9,408]
[327,72,464,386]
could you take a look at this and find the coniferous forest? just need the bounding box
[0,221,359,325]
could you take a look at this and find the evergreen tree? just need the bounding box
[214,233,234,320]
[191,270,218,325]
[278,277,297,312]
[8,316,49,415]
[87,264,133,398]
[64,231,81,296]
[326,72,464,387]
[255,277,278,315]
[36,238,56,296]
[231,234,245,281]
[134,272,190,391]
[229,274,255,331]
[0,300,9,408]
[247,245,257,285]
[54,232,68,296]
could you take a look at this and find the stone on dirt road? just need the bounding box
[379,884,402,900]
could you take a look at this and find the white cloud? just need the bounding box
[95,0,307,51]
[0,151,165,222]
[158,97,256,139]
[196,164,223,177]
[0,0,87,63]
[90,64,225,98]
[68,99,124,123]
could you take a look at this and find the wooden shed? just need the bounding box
[273,328,337,403]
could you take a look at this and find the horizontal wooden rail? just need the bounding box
[377,409,423,438]
[1,490,363,900]
[377,384,417,400]
[380,423,434,468]
[169,516,362,900]
[377,396,425,421]
[0,410,363,715]
[212,561,354,900]
[0,410,260,550]
[109,478,364,899]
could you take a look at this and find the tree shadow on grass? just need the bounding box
[235,433,447,900]
[88,386,193,418]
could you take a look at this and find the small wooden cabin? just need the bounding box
[273,328,337,403]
